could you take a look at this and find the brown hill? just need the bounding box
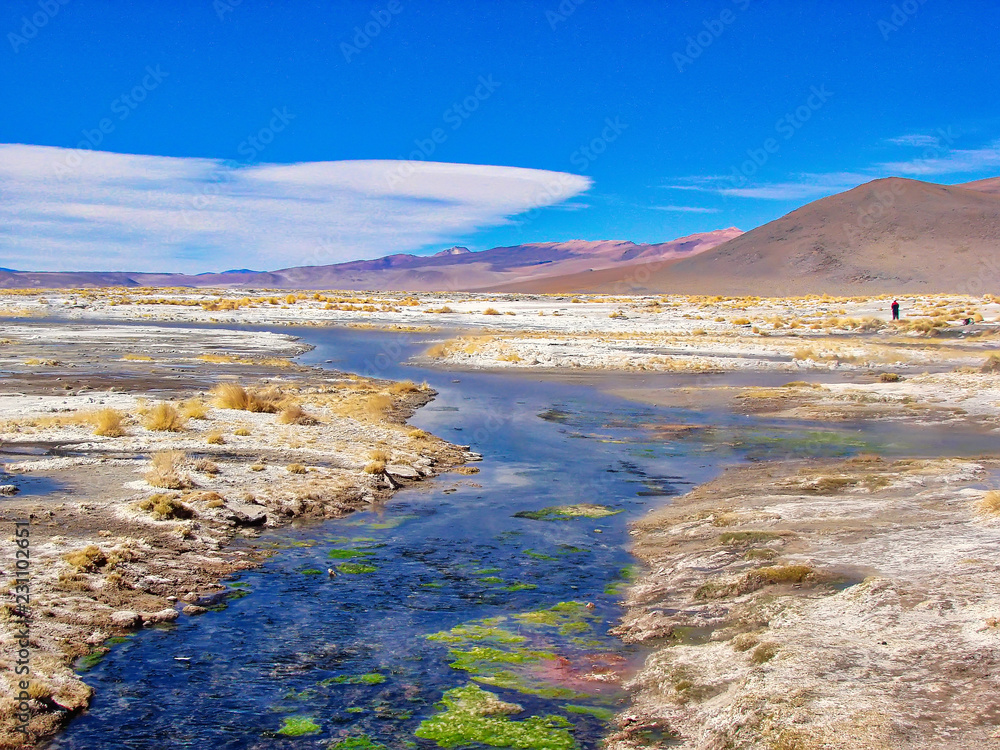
[961,176,1000,195]
[0,230,739,291]
[545,177,1000,296]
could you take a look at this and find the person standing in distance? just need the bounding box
[891,299,900,321]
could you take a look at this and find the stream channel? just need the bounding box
[48,324,998,749]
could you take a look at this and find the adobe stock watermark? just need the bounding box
[570,117,627,172]
[726,85,833,189]
[546,0,586,30]
[842,126,957,246]
[237,106,295,162]
[674,0,754,73]
[341,0,403,63]
[52,65,169,179]
[213,0,242,21]
[386,75,501,188]
[7,0,71,53]
[176,106,295,230]
[878,0,929,41]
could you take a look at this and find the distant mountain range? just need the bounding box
[0,229,742,292]
[3,175,1000,295]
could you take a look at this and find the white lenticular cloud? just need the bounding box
[0,144,593,272]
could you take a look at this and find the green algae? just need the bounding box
[320,672,386,686]
[328,736,388,749]
[478,576,505,584]
[513,601,599,635]
[414,684,577,750]
[499,583,538,592]
[472,671,588,700]
[327,548,375,559]
[345,514,416,530]
[562,704,616,721]
[514,504,622,521]
[301,568,324,575]
[427,619,526,646]
[346,707,366,714]
[447,646,552,673]
[276,716,320,736]
[523,549,558,561]
[421,581,445,589]
[337,562,378,574]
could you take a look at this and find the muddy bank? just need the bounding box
[608,455,1000,749]
[0,323,469,747]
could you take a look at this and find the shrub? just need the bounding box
[143,403,186,432]
[879,372,901,383]
[93,408,126,437]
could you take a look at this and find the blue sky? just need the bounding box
[3,0,1000,271]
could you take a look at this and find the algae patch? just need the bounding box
[414,684,576,749]
[275,716,320,736]
[514,504,622,521]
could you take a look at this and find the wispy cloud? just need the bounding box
[0,144,592,272]
[663,172,870,201]
[663,134,1000,201]
[886,134,942,147]
[649,204,720,213]
[877,139,1000,176]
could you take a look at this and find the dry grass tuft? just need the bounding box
[981,355,1000,373]
[206,431,225,445]
[92,408,126,437]
[145,450,191,489]
[389,380,421,394]
[211,382,282,413]
[483,307,501,315]
[978,490,1000,516]
[142,403,186,432]
[122,353,153,361]
[878,372,901,383]
[287,463,307,474]
[64,545,107,572]
[136,493,194,520]
[234,426,251,436]
[194,458,219,475]
[363,460,386,475]
[277,404,318,425]
[179,399,209,419]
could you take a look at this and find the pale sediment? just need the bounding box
[607,457,1000,749]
